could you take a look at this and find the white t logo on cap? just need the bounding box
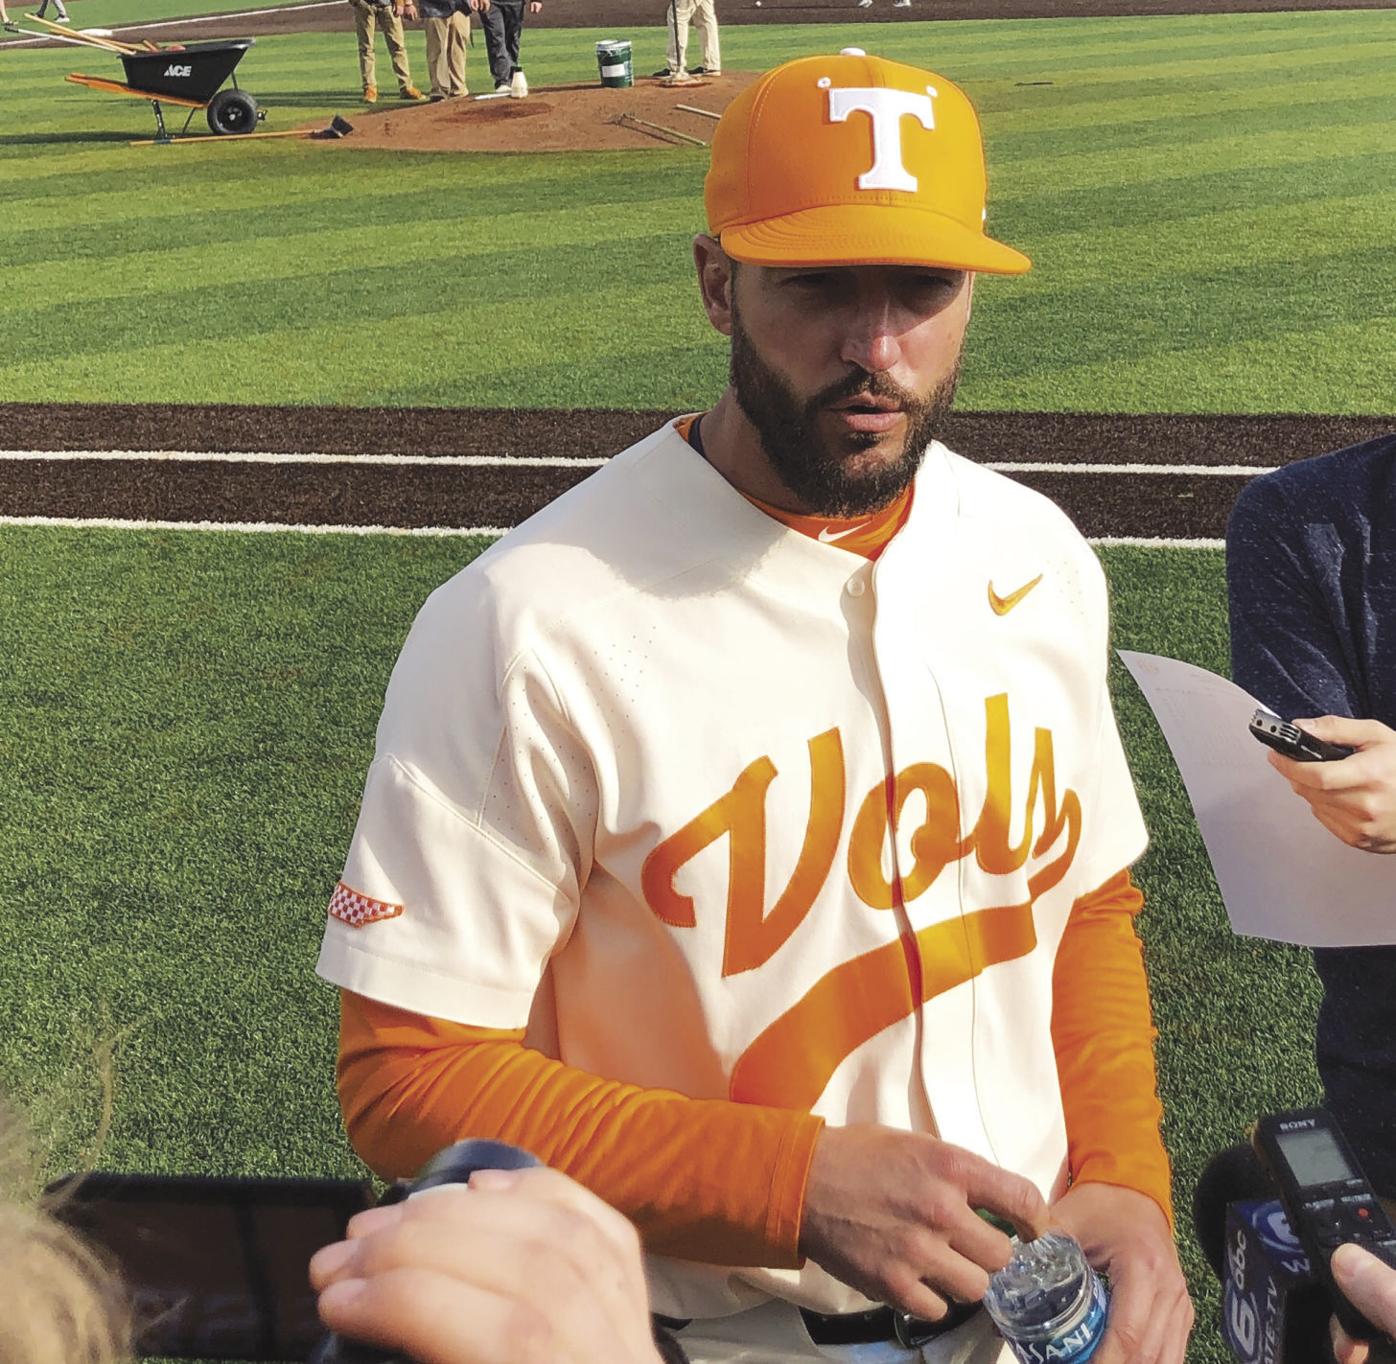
[826,85,938,192]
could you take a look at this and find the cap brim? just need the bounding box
[720,203,1031,276]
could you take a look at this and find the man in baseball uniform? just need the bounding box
[318,51,1192,1364]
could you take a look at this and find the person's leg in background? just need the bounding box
[496,0,525,93]
[690,0,719,74]
[351,0,380,99]
[445,7,469,95]
[423,12,448,96]
[661,0,696,75]
[380,4,421,97]
[477,0,510,91]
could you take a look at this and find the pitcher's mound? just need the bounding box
[320,72,758,153]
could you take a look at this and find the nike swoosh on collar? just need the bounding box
[818,523,870,544]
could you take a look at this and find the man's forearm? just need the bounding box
[1050,870,1174,1228]
[338,990,823,1266]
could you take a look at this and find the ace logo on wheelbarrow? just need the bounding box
[65,36,266,142]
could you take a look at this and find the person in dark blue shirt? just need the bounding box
[1226,432,1396,1201]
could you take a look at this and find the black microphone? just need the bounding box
[1194,1142,1332,1363]
[309,1139,542,1364]
[1193,1141,1277,1281]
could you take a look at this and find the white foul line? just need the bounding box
[983,462,1272,478]
[0,449,1270,476]
[0,514,1225,548]
[0,514,508,537]
[1093,535,1225,550]
[109,1,341,33]
[0,1,338,47]
[0,449,607,468]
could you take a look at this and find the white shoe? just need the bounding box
[494,82,510,93]
[509,69,527,97]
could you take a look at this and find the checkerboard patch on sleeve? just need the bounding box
[329,881,404,928]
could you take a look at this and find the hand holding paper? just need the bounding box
[1118,651,1396,948]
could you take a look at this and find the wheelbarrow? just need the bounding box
[62,31,265,142]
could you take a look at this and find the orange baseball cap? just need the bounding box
[705,50,1030,275]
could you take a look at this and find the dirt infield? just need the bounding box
[323,73,751,153]
[2,404,1391,538]
[89,0,1396,47]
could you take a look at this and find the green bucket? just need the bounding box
[596,39,634,89]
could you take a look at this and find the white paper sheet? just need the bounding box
[1118,649,1395,947]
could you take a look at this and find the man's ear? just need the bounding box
[693,233,736,337]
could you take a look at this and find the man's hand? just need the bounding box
[798,1124,1049,1320]
[1048,1182,1192,1364]
[1331,1244,1396,1364]
[528,2,541,12]
[310,1168,664,1364]
[1269,717,1396,853]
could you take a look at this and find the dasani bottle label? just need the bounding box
[983,1232,1109,1364]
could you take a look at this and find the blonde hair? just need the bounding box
[0,1104,132,1364]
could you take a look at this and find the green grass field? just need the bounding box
[3,7,1391,1362]
[3,9,1395,410]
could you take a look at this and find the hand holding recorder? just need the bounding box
[1250,710,1396,854]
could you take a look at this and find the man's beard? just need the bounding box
[729,311,961,518]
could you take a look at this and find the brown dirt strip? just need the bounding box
[316,74,754,154]
[2,404,1391,538]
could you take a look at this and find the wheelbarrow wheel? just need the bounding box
[207,88,259,135]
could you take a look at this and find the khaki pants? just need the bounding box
[351,0,413,92]
[664,0,719,73]
[424,10,469,96]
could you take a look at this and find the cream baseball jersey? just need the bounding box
[316,420,1149,1320]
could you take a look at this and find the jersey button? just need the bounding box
[846,578,866,598]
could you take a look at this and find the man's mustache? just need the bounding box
[808,369,924,412]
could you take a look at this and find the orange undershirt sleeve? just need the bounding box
[1051,868,1174,1231]
[337,989,824,1268]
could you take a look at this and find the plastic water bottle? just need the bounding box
[983,1232,1109,1364]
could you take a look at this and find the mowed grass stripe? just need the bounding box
[9,230,1382,405]
[999,149,1391,239]
[1025,190,1394,285]
[1,194,699,313]
[5,161,700,253]
[0,237,692,370]
[6,172,1390,353]
[0,294,726,411]
[976,316,1396,417]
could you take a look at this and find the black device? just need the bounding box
[45,1171,376,1361]
[1249,708,1355,763]
[309,1139,542,1364]
[1252,1107,1396,1343]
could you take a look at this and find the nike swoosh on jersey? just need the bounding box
[987,573,1044,616]
[817,523,871,543]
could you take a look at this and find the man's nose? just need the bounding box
[839,306,902,374]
